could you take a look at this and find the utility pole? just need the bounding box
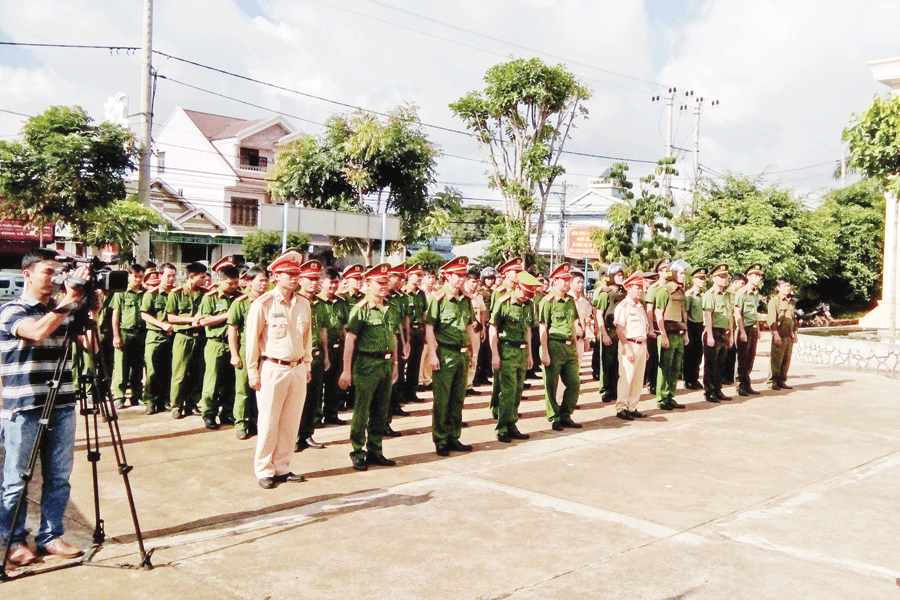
[558,181,567,267]
[135,0,153,263]
[691,96,719,192]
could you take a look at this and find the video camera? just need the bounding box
[52,255,129,294]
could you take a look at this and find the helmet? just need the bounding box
[480,267,497,279]
[606,262,625,276]
[669,259,690,273]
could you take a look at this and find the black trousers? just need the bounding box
[703,328,729,396]
[736,324,759,392]
[403,327,425,401]
[683,321,704,386]
[323,342,343,420]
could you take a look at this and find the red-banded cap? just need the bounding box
[268,250,304,274]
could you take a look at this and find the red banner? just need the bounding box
[564,225,603,259]
[0,220,55,242]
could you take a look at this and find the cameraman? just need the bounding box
[0,249,89,566]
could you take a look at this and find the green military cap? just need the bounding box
[691,267,708,277]
[644,272,659,283]
[653,258,671,272]
[516,271,541,292]
[497,258,525,273]
[710,263,729,277]
[745,264,764,276]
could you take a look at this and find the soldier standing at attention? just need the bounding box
[569,270,593,365]
[682,267,707,390]
[166,262,208,419]
[425,257,478,456]
[734,265,764,396]
[489,259,524,419]
[339,264,366,412]
[140,264,176,414]
[339,263,399,471]
[702,263,733,403]
[594,263,626,403]
[614,271,650,421]
[464,269,487,393]
[654,259,690,411]
[722,273,746,385]
[418,269,439,390]
[295,260,327,452]
[245,251,312,489]
[386,264,410,425]
[474,267,497,386]
[767,279,797,390]
[489,271,539,442]
[228,265,269,440]
[110,264,146,409]
[315,267,349,426]
[198,259,242,430]
[643,258,670,396]
[539,262,582,431]
[402,264,427,403]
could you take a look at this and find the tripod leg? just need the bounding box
[74,347,105,546]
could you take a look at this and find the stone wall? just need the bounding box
[794,328,900,377]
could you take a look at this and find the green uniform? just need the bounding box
[701,288,733,398]
[425,286,475,447]
[489,292,534,436]
[387,290,409,417]
[199,287,240,424]
[346,294,398,461]
[594,284,624,400]
[141,288,173,412]
[403,286,427,403]
[538,290,580,424]
[110,287,145,406]
[735,287,761,393]
[315,292,350,421]
[299,292,325,440]
[654,281,688,408]
[488,281,516,416]
[643,282,663,394]
[227,293,256,434]
[683,288,705,387]
[766,295,796,387]
[166,285,204,415]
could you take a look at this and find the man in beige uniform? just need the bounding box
[245,251,313,489]
[614,271,649,421]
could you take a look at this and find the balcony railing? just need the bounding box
[238,162,268,173]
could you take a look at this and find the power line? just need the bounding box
[0,41,138,52]
[0,108,33,118]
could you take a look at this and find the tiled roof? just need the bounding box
[182,109,266,141]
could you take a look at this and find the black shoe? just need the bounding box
[407,395,424,403]
[523,382,532,389]
[465,388,477,396]
[204,417,219,430]
[393,406,411,416]
[601,397,615,403]
[658,403,674,411]
[705,395,721,403]
[352,458,368,471]
[461,421,470,428]
[779,383,793,389]
[305,437,325,449]
[630,410,647,418]
[717,392,732,401]
[616,410,634,421]
[236,429,251,440]
[747,388,760,395]
[274,472,306,483]
[497,433,512,443]
[220,417,235,426]
[323,415,347,426]
[383,425,402,437]
[450,439,473,452]
[258,477,276,489]
[670,400,685,409]
[771,383,782,390]
[738,389,749,397]
[509,429,530,440]
[366,454,397,467]
[436,444,450,457]
[130,399,141,407]
[561,419,582,429]
[685,381,703,390]
[294,439,308,452]
[552,421,564,431]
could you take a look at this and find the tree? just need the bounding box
[80,195,165,257]
[812,179,885,307]
[588,159,678,271]
[0,106,137,237]
[404,187,462,248]
[268,105,438,264]
[449,205,504,245]
[406,247,445,273]
[843,94,900,195]
[449,58,591,253]
[242,230,311,268]
[476,216,547,273]
[677,173,834,291]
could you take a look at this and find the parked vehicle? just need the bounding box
[0,270,25,303]
[797,302,833,328]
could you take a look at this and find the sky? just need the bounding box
[0,0,897,216]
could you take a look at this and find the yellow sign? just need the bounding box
[565,225,603,259]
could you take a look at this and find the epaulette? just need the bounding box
[256,289,277,303]
[204,288,218,297]
[355,298,369,308]
[497,293,512,305]
[234,293,248,302]
[432,291,446,303]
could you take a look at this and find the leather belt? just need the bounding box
[263,356,301,367]
[357,350,393,360]
[500,340,527,349]
[550,337,573,346]
[438,342,470,353]
[176,330,201,338]
[625,338,645,344]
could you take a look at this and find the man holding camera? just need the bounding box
[0,250,89,567]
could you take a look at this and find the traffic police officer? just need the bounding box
[539,262,582,430]
[702,263,733,402]
[654,259,690,410]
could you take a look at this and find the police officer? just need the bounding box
[110,264,146,409]
[295,260,327,451]
[425,256,478,456]
[735,265,764,396]
[339,264,366,411]
[140,264,176,414]
[539,262,582,431]
[683,267,707,390]
[489,271,539,442]
[489,259,524,418]
[315,267,349,426]
[702,263,734,402]
[339,263,400,471]
[474,267,497,385]
[767,279,797,390]
[722,273,746,385]
[643,258,670,395]
[166,262,207,419]
[386,264,410,424]
[198,258,242,430]
[654,259,690,411]
[228,265,269,439]
[594,263,626,403]
[402,264,428,403]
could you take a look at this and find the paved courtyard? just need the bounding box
[4,338,900,599]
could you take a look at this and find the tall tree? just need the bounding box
[81,196,165,257]
[843,94,900,195]
[449,58,591,254]
[0,105,137,237]
[588,159,678,271]
[268,105,438,265]
[242,230,311,268]
[449,205,504,245]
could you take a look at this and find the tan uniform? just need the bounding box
[614,296,649,412]
[245,288,313,479]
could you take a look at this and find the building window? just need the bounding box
[231,197,258,227]
[156,151,165,174]
[239,147,267,169]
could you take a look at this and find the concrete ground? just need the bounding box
[3,337,900,599]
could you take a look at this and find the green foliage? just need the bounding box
[449,205,504,245]
[268,105,438,263]
[241,230,311,268]
[678,174,833,291]
[403,187,462,248]
[449,58,591,250]
[588,159,678,271]
[406,247,445,273]
[843,95,900,195]
[476,216,546,273]
[80,195,165,253]
[812,179,885,306]
[0,105,137,237]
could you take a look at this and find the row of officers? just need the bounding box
[103,251,798,488]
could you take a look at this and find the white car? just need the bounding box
[0,270,25,303]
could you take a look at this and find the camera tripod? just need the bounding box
[0,305,152,580]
